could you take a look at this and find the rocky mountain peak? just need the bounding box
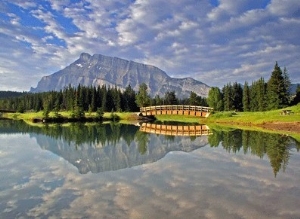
[79,52,91,62]
[31,53,210,98]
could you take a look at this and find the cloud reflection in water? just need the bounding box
[0,123,300,218]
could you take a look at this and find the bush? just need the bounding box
[110,110,120,122]
[211,112,234,119]
[71,106,85,119]
[96,107,104,119]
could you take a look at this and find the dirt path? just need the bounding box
[258,122,300,133]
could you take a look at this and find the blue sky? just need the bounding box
[0,0,299,91]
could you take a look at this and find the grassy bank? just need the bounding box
[2,104,300,124]
[2,104,300,138]
[153,104,300,125]
[155,104,300,140]
[203,104,300,141]
[2,111,135,121]
[204,104,300,124]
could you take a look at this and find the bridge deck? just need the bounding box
[140,105,213,117]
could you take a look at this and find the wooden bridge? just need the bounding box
[140,123,211,136]
[140,105,213,117]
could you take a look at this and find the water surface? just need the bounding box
[0,120,299,219]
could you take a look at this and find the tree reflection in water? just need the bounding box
[209,129,299,177]
[0,120,299,176]
[0,120,211,173]
[135,131,149,155]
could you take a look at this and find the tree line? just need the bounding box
[1,62,299,114]
[207,62,300,111]
[0,91,25,99]
[0,83,207,114]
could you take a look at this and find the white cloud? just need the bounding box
[47,0,70,12]
[267,0,300,16]
[207,0,252,21]
[12,0,37,9]
[0,0,299,91]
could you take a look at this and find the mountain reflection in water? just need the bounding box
[1,120,300,219]
[0,120,209,173]
[0,120,299,177]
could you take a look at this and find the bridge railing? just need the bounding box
[140,123,212,136]
[140,105,213,112]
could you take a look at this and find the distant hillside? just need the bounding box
[290,84,300,95]
[0,91,25,99]
[31,53,210,98]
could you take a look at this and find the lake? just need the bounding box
[0,120,300,219]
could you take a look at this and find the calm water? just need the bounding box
[0,120,300,219]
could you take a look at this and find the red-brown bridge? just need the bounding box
[140,123,211,136]
[140,105,213,117]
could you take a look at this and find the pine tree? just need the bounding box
[207,87,223,111]
[123,85,137,111]
[243,81,250,112]
[222,84,233,111]
[250,78,267,111]
[189,91,198,105]
[65,84,75,111]
[111,87,121,111]
[232,82,243,111]
[101,85,107,112]
[91,86,97,112]
[249,81,257,111]
[267,62,286,110]
[257,78,267,111]
[164,91,178,105]
[135,83,150,107]
[153,94,162,105]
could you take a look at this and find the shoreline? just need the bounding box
[258,121,300,133]
[1,110,300,136]
[210,120,300,133]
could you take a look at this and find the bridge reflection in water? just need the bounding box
[140,123,211,136]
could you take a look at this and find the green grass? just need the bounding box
[205,104,300,124]
[3,111,44,120]
[2,111,140,122]
[3,104,300,123]
[3,105,300,125]
[200,104,300,140]
[2,104,300,137]
[155,114,201,123]
[103,112,139,120]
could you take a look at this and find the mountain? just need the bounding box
[31,53,210,98]
[290,83,300,95]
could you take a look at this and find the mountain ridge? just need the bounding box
[31,53,210,98]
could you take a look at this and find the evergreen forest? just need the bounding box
[0,62,299,114]
[207,62,300,111]
[0,84,206,114]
